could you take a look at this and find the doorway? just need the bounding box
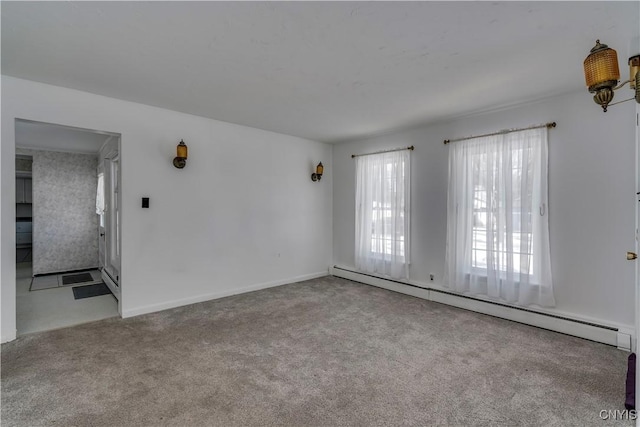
[14,119,122,335]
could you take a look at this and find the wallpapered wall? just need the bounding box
[30,150,99,275]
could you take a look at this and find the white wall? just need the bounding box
[29,149,99,275]
[333,91,637,330]
[1,76,333,342]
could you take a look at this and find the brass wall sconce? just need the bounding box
[583,40,640,112]
[173,139,188,169]
[311,162,324,182]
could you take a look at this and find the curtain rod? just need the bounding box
[443,122,556,145]
[351,145,414,158]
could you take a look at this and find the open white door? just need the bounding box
[97,167,106,270]
[628,24,640,424]
[101,142,121,300]
[636,105,640,422]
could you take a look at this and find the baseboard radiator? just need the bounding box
[101,269,120,301]
[330,266,633,351]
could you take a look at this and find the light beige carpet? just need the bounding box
[1,276,631,426]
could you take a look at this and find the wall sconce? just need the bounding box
[311,162,324,182]
[583,40,640,112]
[173,139,188,169]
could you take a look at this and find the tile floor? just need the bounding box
[16,263,119,336]
[30,269,103,291]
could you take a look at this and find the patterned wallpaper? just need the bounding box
[31,150,99,275]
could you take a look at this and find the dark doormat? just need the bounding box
[72,282,111,300]
[62,272,94,285]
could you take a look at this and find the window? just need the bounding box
[444,127,554,307]
[355,150,410,279]
[470,147,533,275]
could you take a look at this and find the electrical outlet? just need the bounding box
[429,274,434,281]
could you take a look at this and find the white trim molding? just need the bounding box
[331,265,633,350]
[122,271,329,318]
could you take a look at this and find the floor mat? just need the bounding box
[29,275,59,291]
[30,269,102,292]
[72,283,112,300]
[61,272,94,286]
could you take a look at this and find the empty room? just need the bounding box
[2,1,640,426]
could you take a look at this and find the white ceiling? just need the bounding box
[15,120,116,154]
[2,2,638,143]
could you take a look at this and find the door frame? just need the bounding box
[635,105,639,418]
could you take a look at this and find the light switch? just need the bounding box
[142,197,149,208]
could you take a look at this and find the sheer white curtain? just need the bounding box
[355,150,410,279]
[96,173,105,215]
[444,127,554,307]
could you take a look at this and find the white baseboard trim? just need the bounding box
[122,271,329,318]
[1,329,17,344]
[330,265,633,350]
